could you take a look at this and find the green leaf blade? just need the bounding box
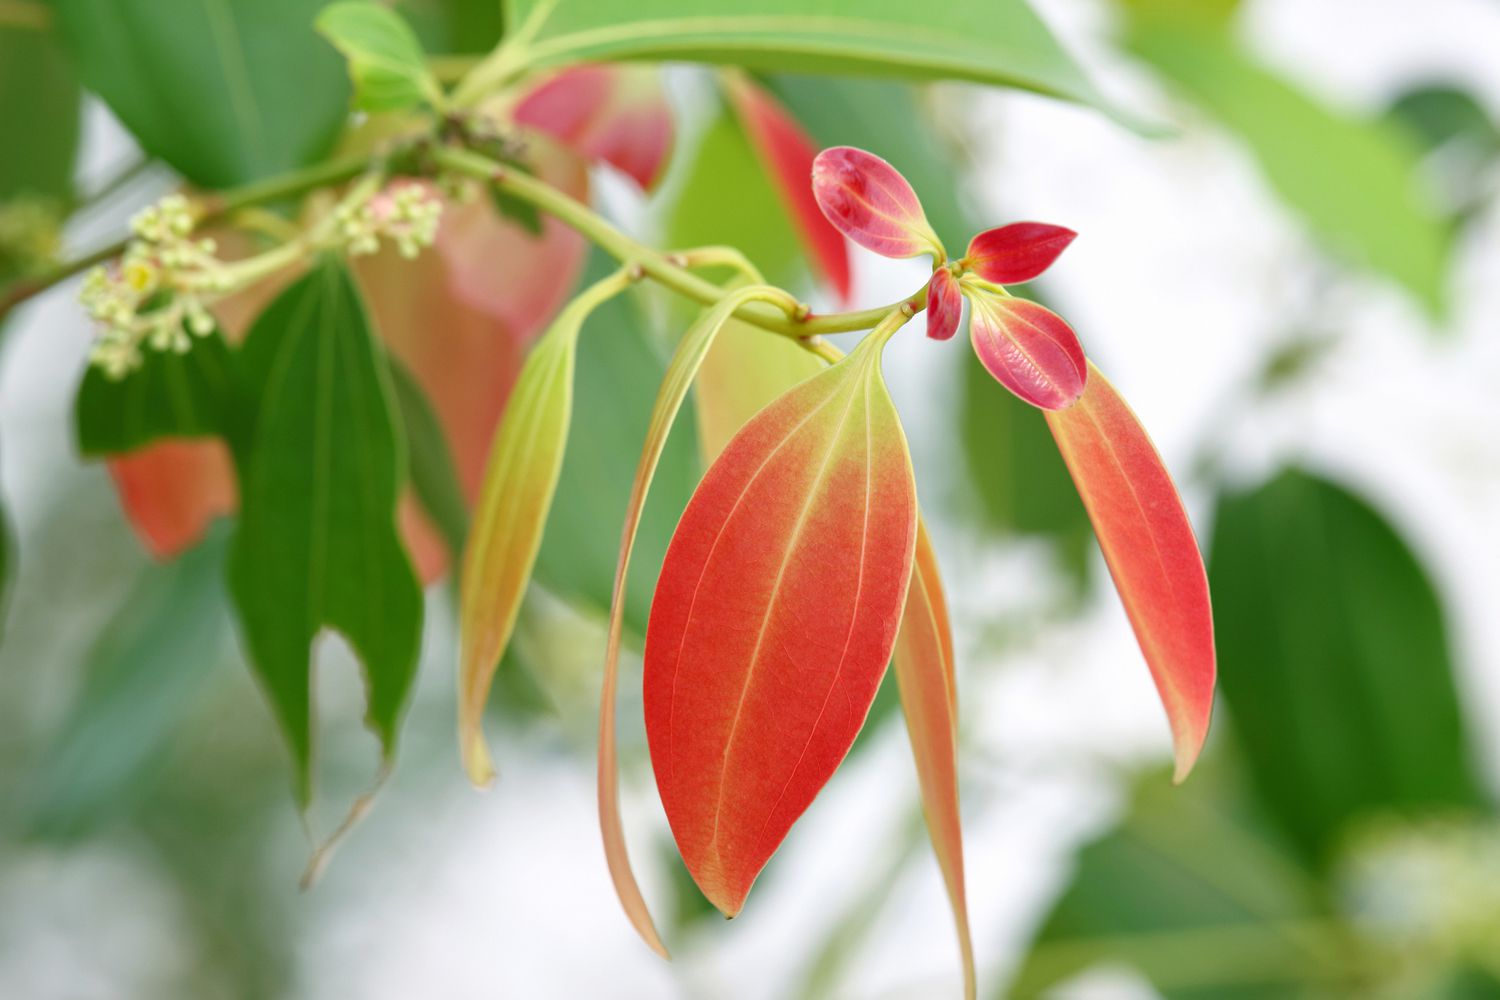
[317,1,443,112]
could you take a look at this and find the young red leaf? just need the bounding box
[598,285,795,958]
[644,332,918,916]
[811,146,943,261]
[1045,364,1216,780]
[966,290,1087,411]
[893,524,976,999]
[458,272,630,784]
[513,64,674,190]
[723,71,853,302]
[925,268,963,342]
[108,441,237,559]
[964,222,1077,284]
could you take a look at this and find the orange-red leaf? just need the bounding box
[644,334,918,915]
[892,523,975,999]
[694,315,824,464]
[723,71,852,302]
[512,64,674,190]
[1045,364,1216,780]
[811,145,942,261]
[108,440,237,558]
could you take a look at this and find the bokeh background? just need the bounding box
[4,0,1500,997]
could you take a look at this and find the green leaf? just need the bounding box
[0,2,80,202]
[16,532,232,840]
[1123,15,1450,316]
[1386,84,1500,158]
[503,0,1111,113]
[397,0,504,54]
[56,0,350,188]
[228,260,422,805]
[317,1,444,113]
[664,105,805,290]
[73,326,243,457]
[533,257,699,638]
[767,74,972,252]
[1208,469,1486,866]
[387,351,468,561]
[959,347,1092,587]
[1009,766,1340,999]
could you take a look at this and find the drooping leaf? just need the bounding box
[925,268,962,342]
[56,0,350,188]
[109,441,239,560]
[1208,469,1484,864]
[812,145,942,260]
[964,222,1077,285]
[722,70,851,301]
[891,523,974,999]
[228,260,423,805]
[0,1,80,203]
[513,64,674,190]
[1009,765,1334,1000]
[1045,364,1215,780]
[386,353,468,563]
[959,348,1092,586]
[16,531,232,839]
[317,1,444,113]
[1122,13,1449,316]
[74,326,244,456]
[501,0,1112,113]
[644,331,919,915]
[694,311,824,463]
[966,291,1087,411]
[458,271,628,784]
[598,285,793,957]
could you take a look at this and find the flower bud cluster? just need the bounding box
[80,194,226,379]
[337,181,442,260]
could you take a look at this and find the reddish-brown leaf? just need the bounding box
[1045,364,1216,780]
[966,290,1087,411]
[108,440,237,558]
[513,64,674,190]
[723,71,852,301]
[644,333,918,915]
[925,268,963,341]
[964,222,1077,284]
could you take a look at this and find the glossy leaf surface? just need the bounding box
[967,292,1087,411]
[644,334,918,915]
[317,2,443,113]
[599,287,784,956]
[1046,365,1214,780]
[459,276,623,784]
[964,222,1077,285]
[228,261,422,805]
[812,146,941,260]
[723,71,851,301]
[502,0,1110,112]
[891,524,974,999]
[57,0,349,188]
[925,268,962,341]
[1209,469,1483,863]
[513,64,674,190]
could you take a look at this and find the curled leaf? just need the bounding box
[644,333,918,916]
[723,70,852,301]
[513,64,674,190]
[811,146,942,260]
[892,524,975,999]
[1045,364,1215,780]
[966,290,1086,411]
[925,268,963,341]
[458,272,629,784]
[964,222,1077,285]
[599,285,793,957]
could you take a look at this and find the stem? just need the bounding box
[430,145,929,338]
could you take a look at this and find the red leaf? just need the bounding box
[108,440,236,559]
[966,291,1087,411]
[964,222,1077,284]
[644,335,918,915]
[513,64,674,190]
[1045,364,1215,780]
[925,268,963,341]
[723,72,852,302]
[811,146,942,261]
[892,524,975,999]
